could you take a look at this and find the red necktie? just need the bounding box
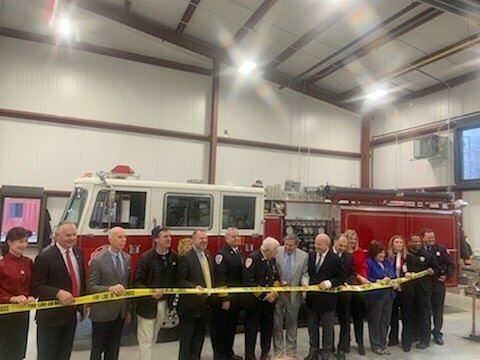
[66,250,80,297]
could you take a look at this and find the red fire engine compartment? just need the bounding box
[341,207,459,287]
[263,183,461,287]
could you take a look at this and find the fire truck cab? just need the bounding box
[59,167,265,270]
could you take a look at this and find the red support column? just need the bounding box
[360,114,372,188]
[208,60,219,184]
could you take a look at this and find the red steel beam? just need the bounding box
[0,108,209,142]
[306,8,443,85]
[208,60,220,184]
[218,137,361,159]
[175,0,201,36]
[0,27,213,76]
[396,69,480,104]
[360,114,371,188]
[74,0,355,112]
[75,0,220,59]
[229,0,278,45]
[264,0,363,72]
[339,32,480,102]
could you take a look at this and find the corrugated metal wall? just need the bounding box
[0,36,361,194]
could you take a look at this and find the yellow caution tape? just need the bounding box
[0,270,429,315]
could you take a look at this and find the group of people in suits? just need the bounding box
[0,222,453,360]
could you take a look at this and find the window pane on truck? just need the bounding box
[164,195,212,229]
[222,196,256,230]
[61,187,87,225]
[90,190,146,229]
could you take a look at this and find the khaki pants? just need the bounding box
[136,301,168,360]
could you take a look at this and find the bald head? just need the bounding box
[108,226,127,252]
[314,233,331,254]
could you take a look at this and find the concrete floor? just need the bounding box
[24,291,480,360]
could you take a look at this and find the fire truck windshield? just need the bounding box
[60,187,87,225]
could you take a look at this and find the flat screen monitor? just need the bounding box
[455,115,480,188]
[0,197,41,243]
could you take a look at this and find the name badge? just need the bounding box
[419,256,425,262]
[436,251,441,257]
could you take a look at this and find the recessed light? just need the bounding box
[238,60,257,74]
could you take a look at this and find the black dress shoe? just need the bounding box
[337,351,346,360]
[402,345,411,352]
[358,344,366,356]
[388,340,399,346]
[231,356,244,360]
[416,342,429,349]
[434,336,444,345]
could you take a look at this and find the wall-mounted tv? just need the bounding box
[455,114,480,188]
[1,197,42,243]
[0,186,45,244]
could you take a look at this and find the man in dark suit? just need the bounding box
[31,221,86,360]
[88,226,131,360]
[421,228,454,345]
[211,227,244,360]
[242,237,280,360]
[176,229,215,360]
[332,235,356,360]
[403,235,438,352]
[305,234,345,360]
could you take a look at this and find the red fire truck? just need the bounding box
[60,168,462,286]
[59,166,265,271]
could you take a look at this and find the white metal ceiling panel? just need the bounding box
[314,68,364,94]
[398,13,480,55]
[315,0,417,47]
[129,0,190,30]
[184,0,255,48]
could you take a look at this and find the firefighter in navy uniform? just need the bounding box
[211,227,244,360]
[402,235,440,352]
[242,237,281,360]
[421,228,454,345]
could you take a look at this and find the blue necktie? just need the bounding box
[285,254,293,285]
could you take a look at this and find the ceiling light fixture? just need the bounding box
[59,18,70,36]
[366,88,387,101]
[238,60,257,74]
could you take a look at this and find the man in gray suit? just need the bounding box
[88,226,131,360]
[273,233,309,356]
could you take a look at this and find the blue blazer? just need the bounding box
[366,256,396,299]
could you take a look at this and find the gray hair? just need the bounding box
[261,237,280,251]
[283,233,299,244]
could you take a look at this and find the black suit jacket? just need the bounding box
[306,249,345,313]
[31,245,86,326]
[176,248,215,318]
[425,243,454,292]
[340,251,356,285]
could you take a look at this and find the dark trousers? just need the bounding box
[431,287,446,337]
[0,312,29,360]
[389,292,406,344]
[211,305,240,360]
[37,315,77,360]
[403,292,431,348]
[244,302,274,360]
[336,293,352,352]
[351,294,365,347]
[364,290,393,351]
[90,315,124,360]
[179,312,208,360]
[306,307,335,359]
